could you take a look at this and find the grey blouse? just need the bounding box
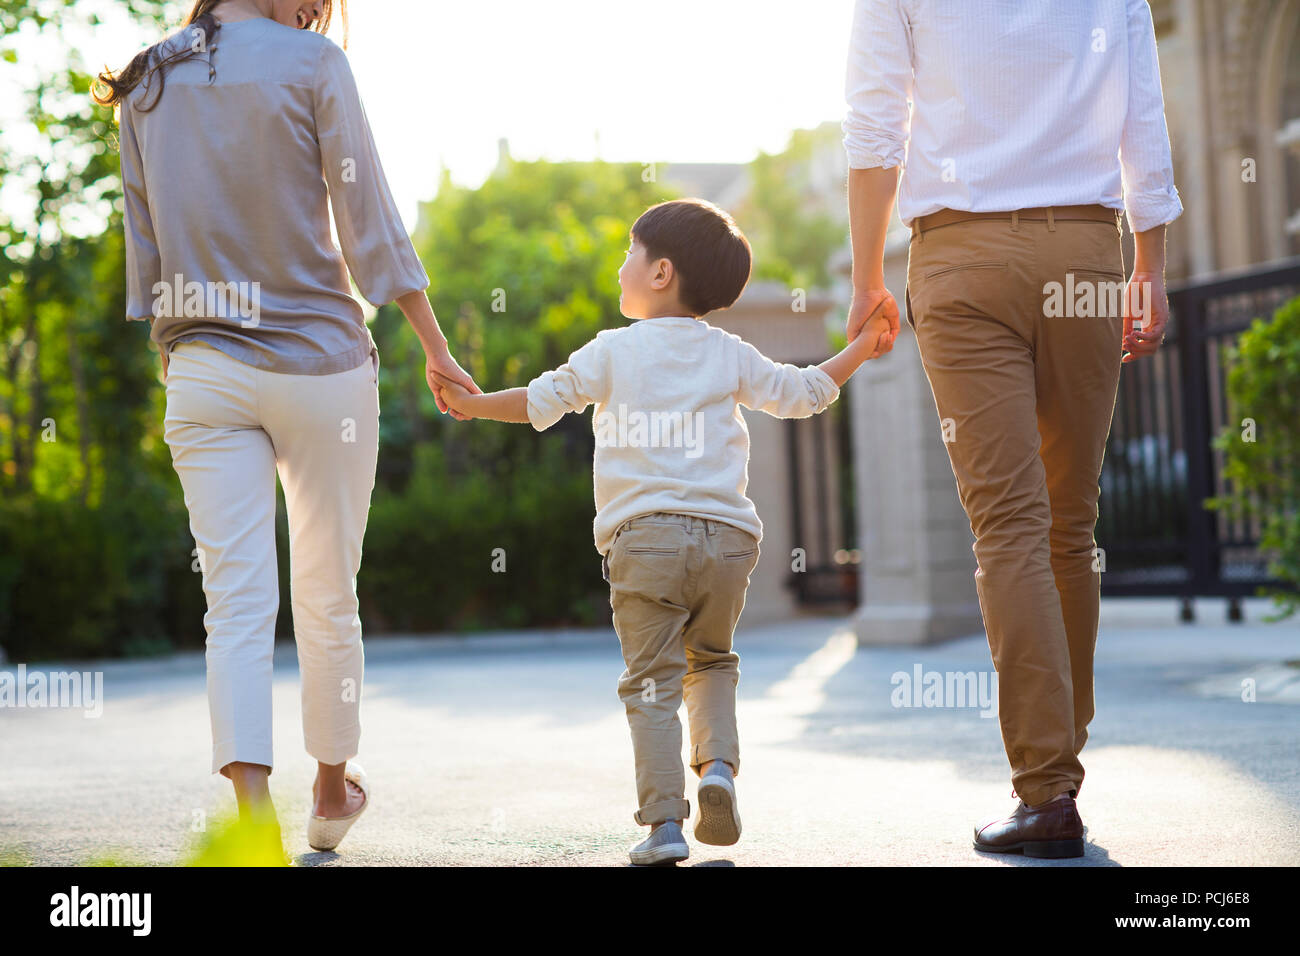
[119,17,428,374]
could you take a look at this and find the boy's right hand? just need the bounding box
[425,346,480,421]
[433,375,475,420]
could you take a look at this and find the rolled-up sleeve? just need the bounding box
[314,39,428,306]
[120,101,161,322]
[526,334,611,431]
[842,0,914,170]
[1119,0,1183,233]
[735,338,840,419]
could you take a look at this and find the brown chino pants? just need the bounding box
[602,512,760,826]
[905,205,1125,807]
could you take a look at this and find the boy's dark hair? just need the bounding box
[631,199,752,317]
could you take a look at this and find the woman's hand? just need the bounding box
[425,346,480,420]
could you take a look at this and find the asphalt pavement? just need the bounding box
[2,612,1297,866]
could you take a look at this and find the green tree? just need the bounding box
[0,0,205,661]
[359,160,676,631]
[733,123,846,290]
[0,6,851,656]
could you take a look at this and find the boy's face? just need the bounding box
[618,238,676,320]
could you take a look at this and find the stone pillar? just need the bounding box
[846,244,985,645]
[710,281,840,624]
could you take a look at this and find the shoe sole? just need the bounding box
[629,842,689,866]
[972,838,1085,859]
[693,777,741,846]
[307,804,367,851]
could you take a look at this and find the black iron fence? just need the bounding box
[1098,256,1300,612]
[785,380,859,606]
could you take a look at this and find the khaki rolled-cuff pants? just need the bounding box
[603,513,760,826]
[163,341,379,775]
[905,205,1125,808]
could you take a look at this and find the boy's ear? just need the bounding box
[650,257,675,291]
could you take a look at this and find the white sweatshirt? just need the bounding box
[526,315,841,555]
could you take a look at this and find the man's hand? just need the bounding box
[1122,270,1168,364]
[846,288,899,359]
[425,346,479,420]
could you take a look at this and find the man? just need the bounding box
[843,0,1181,858]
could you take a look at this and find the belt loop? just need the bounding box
[1046,207,1056,232]
[1010,210,1019,232]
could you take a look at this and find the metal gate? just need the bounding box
[784,382,859,606]
[1097,256,1300,613]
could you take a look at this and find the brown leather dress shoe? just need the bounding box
[973,792,1085,859]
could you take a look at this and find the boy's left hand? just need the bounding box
[846,288,898,358]
[856,311,894,361]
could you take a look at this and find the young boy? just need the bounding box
[435,198,891,865]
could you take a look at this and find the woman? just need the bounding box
[94,0,478,850]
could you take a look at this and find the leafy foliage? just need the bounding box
[0,0,201,660]
[733,123,847,290]
[360,160,675,632]
[0,3,845,658]
[1209,295,1300,618]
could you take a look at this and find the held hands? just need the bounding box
[1122,271,1169,364]
[846,288,900,359]
[431,375,474,420]
[425,345,480,420]
[819,289,900,387]
[846,288,900,360]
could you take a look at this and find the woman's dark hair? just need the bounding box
[631,199,753,317]
[92,0,347,112]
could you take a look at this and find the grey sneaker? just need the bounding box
[693,762,741,846]
[629,820,689,866]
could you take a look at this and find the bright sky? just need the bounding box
[50,0,856,231]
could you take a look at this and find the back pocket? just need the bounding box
[923,260,1008,280]
[1066,267,1124,281]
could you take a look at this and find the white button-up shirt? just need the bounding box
[843,0,1183,234]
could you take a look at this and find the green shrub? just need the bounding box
[1210,294,1300,618]
[360,439,607,633]
[0,485,205,662]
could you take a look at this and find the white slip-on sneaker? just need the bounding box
[306,761,369,852]
[693,763,741,846]
[629,820,689,866]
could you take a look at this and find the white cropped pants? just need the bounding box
[163,341,379,775]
